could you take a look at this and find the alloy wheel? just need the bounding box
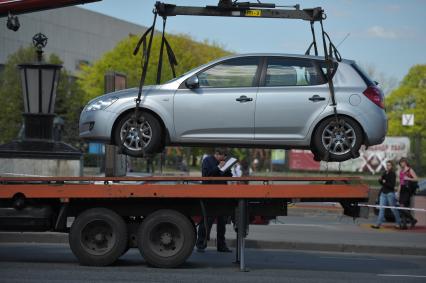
[321,119,356,156]
[120,118,152,151]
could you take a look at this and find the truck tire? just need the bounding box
[137,209,195,268]
[69,208,128,266]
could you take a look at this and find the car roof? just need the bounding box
[220,53,355,64]
[162,52,356,86]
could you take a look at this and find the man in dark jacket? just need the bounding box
[196,148,232,253]
[371,161,402,229]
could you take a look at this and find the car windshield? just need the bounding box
[164,59,225,84]
[164,72,187,84]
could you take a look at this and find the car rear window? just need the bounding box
[351,63,375,87]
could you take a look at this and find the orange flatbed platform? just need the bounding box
[0,176,368,200]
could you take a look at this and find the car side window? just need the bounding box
[197,57,259,88]
[265,58,325,87]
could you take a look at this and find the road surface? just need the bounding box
[0,243,425,282]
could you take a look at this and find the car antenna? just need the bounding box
[336,33,350,48]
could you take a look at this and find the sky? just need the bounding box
[81,0,426,83]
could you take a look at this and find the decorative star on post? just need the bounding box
[32,33,48,61]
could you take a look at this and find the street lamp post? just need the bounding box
[18,33,62,141]
[0,33,82,177]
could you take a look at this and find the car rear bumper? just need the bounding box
[361,110,387,146]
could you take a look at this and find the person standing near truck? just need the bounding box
[398,158,418,229]
[371,161,402,229]
[196,148,232,253]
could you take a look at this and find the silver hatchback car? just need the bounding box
[79,53,387,162]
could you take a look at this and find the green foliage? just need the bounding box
[0,47,34,143]
[386,65,426,137]
[78,33,230,102]
[0,46,84,144]
[386,65,426,172]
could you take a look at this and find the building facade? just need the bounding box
[0,6,146,73]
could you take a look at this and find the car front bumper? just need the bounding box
[79,109,118,142]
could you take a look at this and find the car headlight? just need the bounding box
[85,96,118,111]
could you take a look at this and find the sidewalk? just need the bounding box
[221,215,426,256]
[222,203,426,256]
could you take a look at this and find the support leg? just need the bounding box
[237,199,248,272]
[234,231,240,263]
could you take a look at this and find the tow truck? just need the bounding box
[0,176,368,270]
[0,1,369,271]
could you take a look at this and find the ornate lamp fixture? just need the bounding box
[18,33,62,140]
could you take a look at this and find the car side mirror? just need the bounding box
[186,76,199,89]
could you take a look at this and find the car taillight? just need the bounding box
[363,86,384,109]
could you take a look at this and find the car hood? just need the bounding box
[87,85,161,104]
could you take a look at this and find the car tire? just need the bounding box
[114,111,162,157]
[313,116,363,162]
[69,208,128,266]
[137,209,196,268]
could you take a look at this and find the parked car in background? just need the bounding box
[79,53,387,162]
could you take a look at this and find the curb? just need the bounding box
[1,233,425,256]
[224,240,426,256]
[0,232,68,244]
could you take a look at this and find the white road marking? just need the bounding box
[321,256,377,261]
[377,274,426,278]
[268,223,342,231]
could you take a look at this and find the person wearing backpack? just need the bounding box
[397,158,418,229]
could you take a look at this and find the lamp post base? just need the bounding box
[0,140,82,177]
[23,113,55,141]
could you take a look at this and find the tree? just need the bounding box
[0,46,84,144]
[386,65,426,172]
[78,33,230,102]
[0,47,34,143]
[386,65,426,136]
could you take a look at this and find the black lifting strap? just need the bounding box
[164,38,178,77]
[134,12,158,107]
[156,16,178,84]
[118,12,157,154]
[305,21,318,56]
[319,17,342,163]
[319,20,356,162]
[319,18,340,112]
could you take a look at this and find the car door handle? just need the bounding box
[236,95,253,102]
[309,95,326,102]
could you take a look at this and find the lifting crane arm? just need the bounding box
[155,2,323,22]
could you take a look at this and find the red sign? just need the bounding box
[289,150,320,171]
